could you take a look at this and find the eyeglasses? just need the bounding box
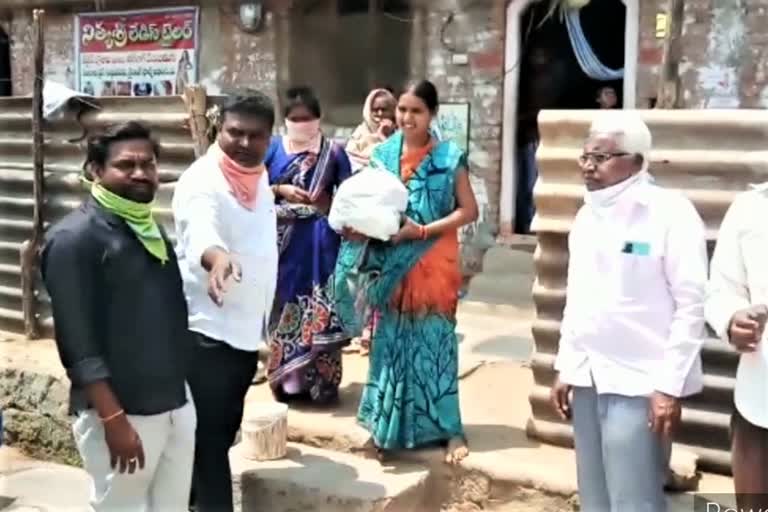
[578,152,629,165]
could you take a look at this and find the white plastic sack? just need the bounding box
[42,81,98,120]
[329,167,409,241]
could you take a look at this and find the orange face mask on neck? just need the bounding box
[210,143,265,210]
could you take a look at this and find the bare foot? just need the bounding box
[444,437,469,465]
[359,327,372,357]
[359,336,370,357]
[352,438,384,461]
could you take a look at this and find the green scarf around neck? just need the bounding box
[89,181,168,264]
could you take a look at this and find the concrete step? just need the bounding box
[0,443,431,512]
[457,245,536,365]
[479,246,536,276]
[231,443,430,512]
[456,307,533,364]
[464,247,534,308]
[463,274,534,309]
[0,461,90,511]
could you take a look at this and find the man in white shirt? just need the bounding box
[705,186,768,512]
[173,90,278,512]
[550,111,708,512]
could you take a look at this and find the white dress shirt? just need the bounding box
[172,151,278,352]
[705,185,768,428]
[555,179,708,398]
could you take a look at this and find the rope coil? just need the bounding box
[565,8,624,81]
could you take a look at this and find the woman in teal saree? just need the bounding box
[335,80,479,463]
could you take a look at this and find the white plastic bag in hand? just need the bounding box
[329,166,409,241]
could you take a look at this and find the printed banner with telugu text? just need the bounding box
[75,7,199,97]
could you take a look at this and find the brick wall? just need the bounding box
[680,1,768,108]
[2,2,279,99]
[13,0,764,274]
[196,4,277,99]
[636,0,768,109]
[3,0,502,275]
[636,0,666,106]
[3,9,76,94]
[420,1,503,274]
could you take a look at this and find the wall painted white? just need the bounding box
[499,0,639,236]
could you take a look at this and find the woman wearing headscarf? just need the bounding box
[335,80,479,464]
[344,88,397,355]
[265,86,353,405]
[346,88,397,172]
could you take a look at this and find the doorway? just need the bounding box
[286,0,411,126]
[500,0,639,236]
[0,28,10,97]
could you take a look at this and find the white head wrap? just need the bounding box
[588,110,652,174]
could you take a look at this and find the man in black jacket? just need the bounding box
[41,122,195,511]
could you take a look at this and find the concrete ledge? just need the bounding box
[245,359,736,512]
[231,443,430,512]
[0,454,90,512]
[457,300,533,320]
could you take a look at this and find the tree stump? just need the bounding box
[240,402,288,461]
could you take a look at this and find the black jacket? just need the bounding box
[41,198,191,415]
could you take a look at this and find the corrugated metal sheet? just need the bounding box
[527,109,768,476]
[0,98,33,333]
[0,96,199,336]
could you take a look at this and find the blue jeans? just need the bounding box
[572,386,671,512]
[515,140,538,234]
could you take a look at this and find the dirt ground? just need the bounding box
[0,282,736,511]
[0,334,63,379]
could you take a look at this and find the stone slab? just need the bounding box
[1,444,432,512]
[464,247,535,307]
[231,443,430,512]
[0,463,90,511]
[456,307,534,364]
[246,359,737,511]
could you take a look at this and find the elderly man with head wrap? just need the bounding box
[550,111,708,512]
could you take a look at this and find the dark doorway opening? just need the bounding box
[288,0,411,126]
[514,0,626,234]
[0,28,11,97]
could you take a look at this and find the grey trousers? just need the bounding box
[572,386,671,512]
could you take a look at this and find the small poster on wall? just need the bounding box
[74,7,199,97]
[435,102,471,155]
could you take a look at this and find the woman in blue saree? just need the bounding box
[335,80,479,463]
[266,86,352,405]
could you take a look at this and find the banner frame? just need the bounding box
[73,6,201,95]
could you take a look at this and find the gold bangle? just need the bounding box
[100,409,125,424]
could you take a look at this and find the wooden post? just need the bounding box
[21,9,45,339]
[183,84,210,158]
[656,0,685,108]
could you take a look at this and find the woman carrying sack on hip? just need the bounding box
[335,80,478,464]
